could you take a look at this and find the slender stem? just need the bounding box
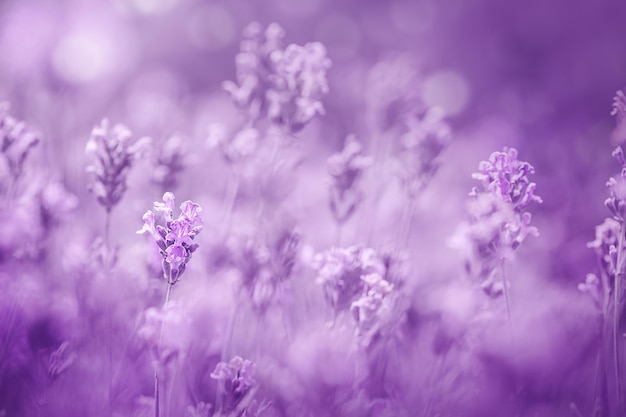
[104,209,111,269]
[335,221,343,246]
[155,282,174,417]
[221,172,241,238]
[501,258,513,334]
[614,225,625,416]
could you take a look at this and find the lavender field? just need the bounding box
[2,0,626,416]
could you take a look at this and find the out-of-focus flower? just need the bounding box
[224,23,331,132]
[137,192,203,284]
[587,217,621,281]
[211,356,257,415]
[267,41,331,132]
[397,107,452,197]
[451,148,541,297]
[328,135,372,224]
[0,102,40,190]
[86,118,151,212]
[365,55,423,133]
[312,246,387,314]
[185,402,212,417]
[611,90,626,144]
[351,273,395,346]
[152,135,186,192]
[216,126,261,165]
[223,22,285,121]
[47,341,77,381]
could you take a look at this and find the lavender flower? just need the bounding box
[137,192,203,285]
[266,41,331,132]
[223,22,286,121]
[0,102,40,189]
[312,246,387,314]
[328,135,372,224]
[211,356,257,415]
[451,148,541,297]
[224,23,331,132]
[85,118,150,212]
[588,217,621,280]
[397,107,452,197]
[350,273,394,346]
[151,135,186,192]
[470,147,543,211]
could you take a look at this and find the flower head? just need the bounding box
[470,147,542,211]
[224,23,331,132]
[0,102,40,189]
[86,118,151,212]
[152,135,186,192]
[328,135,372,224]
[211,356,257,415]
[397,107,452,197]
[138,192,202,284]
[312,245,387,313]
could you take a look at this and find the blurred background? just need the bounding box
[1,0,626,416]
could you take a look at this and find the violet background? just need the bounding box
[0,0,624,416]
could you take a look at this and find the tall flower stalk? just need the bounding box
[451,147,542,327]
[86,119,150,267]
[137,192,203,417]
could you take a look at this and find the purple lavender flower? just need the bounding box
[451,148,541,297]
[224,23,331,132]
[397,107,452,197]
[470,147,543,211]
[267,41,331,132]
[85,118,151,212]
[137,192,203,284]
[312,246,387,314]
[588,217,621,280]
[351,273,395,346]
[223,22,286,121]
[328,135,372,224]
[211,356,257,415]
[152,135,186,193]
[0,102,40,189]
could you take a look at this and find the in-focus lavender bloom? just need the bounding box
[328,135,372,224]
[137,192,203,284]
[397,107,452,197]
[211,356,257,415]
[152,135,186,192]
[470,147,543,211]
[312,246,387,314]
[0,102,40,189]
[85,118,150,212]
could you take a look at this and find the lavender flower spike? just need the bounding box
[86,118,151,212]
[211,356,257,415]
[470,147,543,211]
[138,192,203,284]
[0,102,40,185]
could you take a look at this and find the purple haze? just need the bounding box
[0,0,626,416]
